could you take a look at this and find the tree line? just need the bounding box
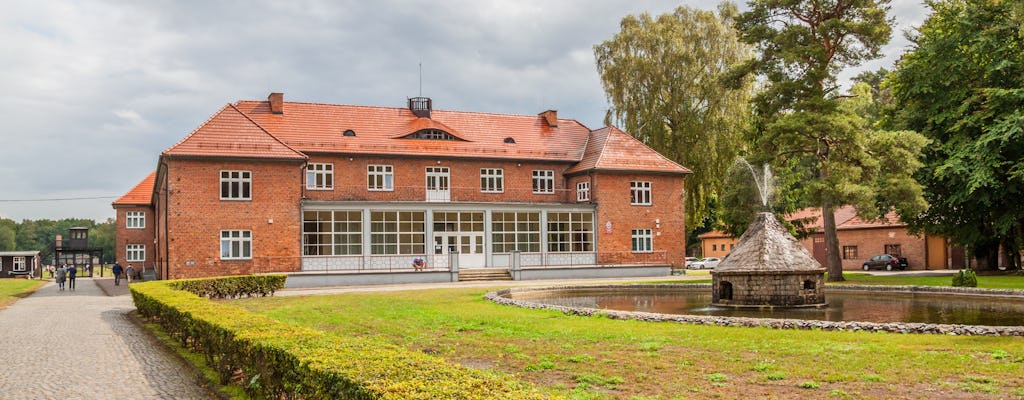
[0,217,116,265]
[595,0,1023,278]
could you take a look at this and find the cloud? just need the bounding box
[0,0,926,221]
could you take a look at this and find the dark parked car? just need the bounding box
[862,254,908,271]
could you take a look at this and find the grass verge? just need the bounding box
[0,279,45,309]
[835,272,1024,289]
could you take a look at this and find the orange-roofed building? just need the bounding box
[114,94,692,283]
[697,206,961,271]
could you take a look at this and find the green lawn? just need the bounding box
[836,272,1024,289]
[0,279,44,308]
[233,277,1024,399]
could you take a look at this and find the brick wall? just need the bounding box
[592,173,687,268]
[163,158,304,279]
[798,227,929,270]
[113,205,155,268]
[304,156,577,203]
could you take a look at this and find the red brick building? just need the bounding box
[114,93,690,280]
[698,206,960,271]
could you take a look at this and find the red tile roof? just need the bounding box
[787,205,903,231]
[163,104,306,160]
[234,100,591,162]
[161,95,691,174]
[113,171,156,206]
[697,230,731,239]
[565,126,691,175]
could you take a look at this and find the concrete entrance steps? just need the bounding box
[458,268,512,281]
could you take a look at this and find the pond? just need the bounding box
[510,286,1024,327]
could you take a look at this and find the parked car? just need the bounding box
[685,257,698,269]
[689,257,721,269]
[861,254,908,271]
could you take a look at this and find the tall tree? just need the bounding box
[890,0,1024,269]
[0,219,16,251]
[731,0,926,281]
[594,2,754,228]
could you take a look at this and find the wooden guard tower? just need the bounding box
[54,227,104,278]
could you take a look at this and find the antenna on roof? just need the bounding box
[418,60,423,97]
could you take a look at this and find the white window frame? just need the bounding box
[306,163,334,190]
[220,230,252,260]
[532,170,554,194]
[480,168,504,193]
[367,165,394,191]
[576,181,590,202]
[12,256,26,272]
[631,229,653,253]
[126,211,145,229]
[630,181,652,205]
[220,170,252,200]
[126,244,145,262]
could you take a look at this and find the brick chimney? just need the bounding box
[539,110,558,127]
[268,92,284,114]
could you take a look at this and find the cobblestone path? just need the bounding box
[0,278,214,399]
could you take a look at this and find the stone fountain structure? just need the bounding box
[711,212,827,308]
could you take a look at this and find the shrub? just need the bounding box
[952,269,978,287]
[131,278,547,399]
[168,275,286,298]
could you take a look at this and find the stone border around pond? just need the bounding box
[485,284,1024,337]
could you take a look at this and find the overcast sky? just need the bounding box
[0,1,928,222]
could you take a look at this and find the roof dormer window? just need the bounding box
[504,137,516,144]
[343,129,356,137]
[403,129,464,141]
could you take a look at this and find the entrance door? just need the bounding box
[433,232,485,268]
[812,235,827,266]
[425,167,450,202]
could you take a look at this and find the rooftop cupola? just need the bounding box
[408,97,432,118]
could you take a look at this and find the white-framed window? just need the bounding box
[306,163,334,190]
[126,211,145,229]
[126,244,145,262]
[12,256,26,272]
[532,170,554,194]
[367,165,394,191]
[631,229,653,253]
[547,212,594,252]
[370,211,425,254]
[220,170,252,200]
[492,212,540,252]
[576,181,590,202]
[480,168,504,193]
[302,210,362,256]
[630,181,652,205]
[220,230,252,260]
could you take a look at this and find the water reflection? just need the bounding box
[514,288,1024,326]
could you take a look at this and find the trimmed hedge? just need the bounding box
[132,276,549,399]
[952,269,979,287]
[169,274,286,298]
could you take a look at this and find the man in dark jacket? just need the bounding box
[67,264,77,291]
[112,263,124,286]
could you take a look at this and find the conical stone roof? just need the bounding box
[714,212,824,273]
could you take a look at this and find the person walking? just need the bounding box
[125,264,134,284]
[111,262,124,286]
[67,264,78,291]
[54,265,67,291]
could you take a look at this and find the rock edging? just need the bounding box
[485,284,1024,336]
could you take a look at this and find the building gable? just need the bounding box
[566,127,691,175]
[163,104,306,161]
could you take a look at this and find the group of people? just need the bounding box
[110,263,134,286]
[49,264,78,291]
[47,262,136,291]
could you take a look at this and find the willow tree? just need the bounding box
[730,0,927,281]
[594,3,754,228]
